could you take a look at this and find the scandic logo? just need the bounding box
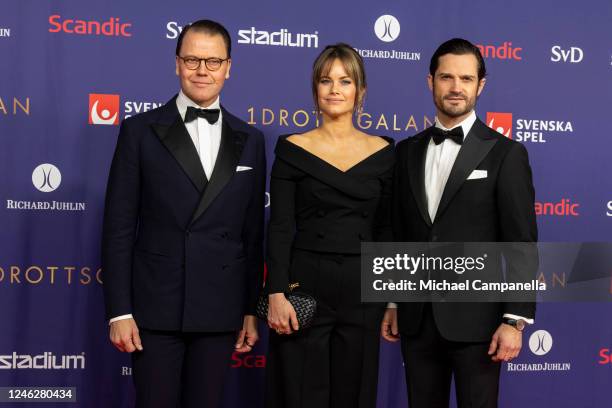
[0,352,85,370]
[48,15,131,37]
[476,42,522,60]
[535,199,579,217]
[89,94,119,125]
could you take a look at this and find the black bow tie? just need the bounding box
[184,106,220,124]
[431,126,464,145]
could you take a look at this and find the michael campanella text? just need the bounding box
[372,279,546,292]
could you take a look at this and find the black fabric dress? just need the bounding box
[264,135,395,408]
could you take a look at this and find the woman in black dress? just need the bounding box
[265,43,394,408]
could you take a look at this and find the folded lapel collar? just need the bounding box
[152,98,207,192]
[189,113,246,224]
[274,137,387,200]
[435,118,498,221]
[408,133,433,227]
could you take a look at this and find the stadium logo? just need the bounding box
[0,352,85,370]
[237,27,319,48]
[486,111,573,143]
[32,164,61,193]
[607,201,612,216]
[89,94,120,125]
[374,15,400,42]
[529,330,553,356]
[551,45,583,63]
[49,15,132,37]
[0,28,10,38]
[475,42,522,60]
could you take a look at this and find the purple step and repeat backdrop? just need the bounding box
[1,0,611,407]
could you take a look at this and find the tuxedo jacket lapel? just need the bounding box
[408,134,433,227]
[152,100,208,192]
[435,119,497,220]
[190,113,246,224]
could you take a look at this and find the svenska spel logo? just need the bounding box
[486,112,512,139]
[89,93,119,125]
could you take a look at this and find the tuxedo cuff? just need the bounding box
[109,314,133,325]
[503,313,534,325]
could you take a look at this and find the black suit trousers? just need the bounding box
[401,304,500,408]
[132,329,235,408]
[265,249,385,408]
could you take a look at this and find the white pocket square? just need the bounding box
[467,169,487,180]
[236,165,253,172]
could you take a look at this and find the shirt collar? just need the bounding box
[434,110,477,141]
[176,90,221,121]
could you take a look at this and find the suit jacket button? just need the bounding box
[358,233,366,240]
[317,231,325,238]
[185,229,191,237]
[431,235,438,242]
[317,210,325,217]
[222,264,229,270]
[361,211,369,218]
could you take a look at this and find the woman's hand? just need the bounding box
[268,293,300,335]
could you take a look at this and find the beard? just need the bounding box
[433,89,477,119]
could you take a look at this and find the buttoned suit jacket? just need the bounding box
[102,96,266,332]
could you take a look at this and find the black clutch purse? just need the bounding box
[256,283,317,330]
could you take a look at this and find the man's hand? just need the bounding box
[488,323,522,362]
[110,318,143,353]
[267,293,299,335]
[235,315,259,353]
[381,308,400,342]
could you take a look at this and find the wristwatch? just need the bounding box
[502,317,526,331]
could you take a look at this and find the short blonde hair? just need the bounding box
[312,43,367,113]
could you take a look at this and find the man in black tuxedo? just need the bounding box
[381,38,537,407]
[102,20,266,408]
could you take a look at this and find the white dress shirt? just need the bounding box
[176,90,223,180]
[388,111,533,325]
[109,91,223,325]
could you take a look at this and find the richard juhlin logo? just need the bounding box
[32,164,61,193]
[529,329,553,356]
[89,93,119,125]
[374,15,400,43]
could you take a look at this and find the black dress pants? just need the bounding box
[265,249,385,408]
[132,329,235,408]
[401,304,500,408]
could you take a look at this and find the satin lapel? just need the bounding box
[152,113,207,193]
[407,134,432,227]
[189,117,245,224]
[435,119,498,221]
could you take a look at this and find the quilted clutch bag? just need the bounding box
[256,283,317,330]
